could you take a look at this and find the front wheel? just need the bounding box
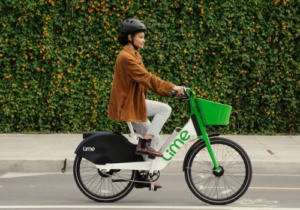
[73,155,137,202]
[184,137,252,205]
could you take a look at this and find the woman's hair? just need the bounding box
[117,30,145,46]
[117,34,130,46]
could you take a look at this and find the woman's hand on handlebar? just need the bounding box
[172,86,184,97]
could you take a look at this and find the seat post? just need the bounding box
[127,122,135,137]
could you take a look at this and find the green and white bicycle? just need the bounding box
[73,87,252,205]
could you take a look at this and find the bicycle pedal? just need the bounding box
[148,155,156,159]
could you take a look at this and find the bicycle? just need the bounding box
[73,87,252,205]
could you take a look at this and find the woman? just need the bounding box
[108,18,184,189]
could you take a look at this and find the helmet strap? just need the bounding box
[128,33,139,51]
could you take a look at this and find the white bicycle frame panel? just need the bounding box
[96,117,198,173]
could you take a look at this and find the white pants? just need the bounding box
[130,99,172,161]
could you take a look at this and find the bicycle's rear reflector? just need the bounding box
[196,98,232,125]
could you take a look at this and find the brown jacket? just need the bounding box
[107,45,175,122]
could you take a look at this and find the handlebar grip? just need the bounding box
[169,90,177,97]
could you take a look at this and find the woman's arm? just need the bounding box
[127,58,175,97]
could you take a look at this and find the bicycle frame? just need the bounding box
[96,88,221,173]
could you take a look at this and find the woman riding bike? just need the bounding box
[107,18,184,189]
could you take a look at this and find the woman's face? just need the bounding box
[128,32,145,49]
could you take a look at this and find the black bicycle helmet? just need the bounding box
[120,19,147,50]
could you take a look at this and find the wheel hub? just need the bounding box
[212,166,224,177]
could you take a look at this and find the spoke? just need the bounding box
[82,173,98,185]
[213,177,221,199]
[80,168,97,173]
[191,169,212,174]
[222,175,240,190]
[92,177,103,194]
[81,161,96,168]
[99,178,104,196]
[193,177,216,184]
[194,150,213,168]
[110,177,117,196]
[201,174,214,195]
[219,145,232,166]
[222,176,230,198]
[222,176,234,197]
[225,171,245,182]
[223,152,243,169]
[223,174,238,195]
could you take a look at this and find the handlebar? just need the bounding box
[169,87,190,98]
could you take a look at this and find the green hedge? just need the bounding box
[0,0,300,135]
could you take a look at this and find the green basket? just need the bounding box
[196,98,232,125]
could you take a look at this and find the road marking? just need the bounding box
[0,173,57,179]
[250,187,300,190]
[0,206,298,209]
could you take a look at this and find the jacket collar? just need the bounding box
[123,45,141,63]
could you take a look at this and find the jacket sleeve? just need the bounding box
[127,58,175,97]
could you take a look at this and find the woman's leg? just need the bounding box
[144,99,172,149]
[131,119,153,161]
[131,99,172,161]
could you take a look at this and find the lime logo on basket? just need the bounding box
[162,130,190,161]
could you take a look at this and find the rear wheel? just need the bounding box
[73,155,137,202]
[184,138,252,205]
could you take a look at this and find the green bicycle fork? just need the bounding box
[188,89,221,173]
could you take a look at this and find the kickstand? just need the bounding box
[150,182,155,191]
[149,159,156,191]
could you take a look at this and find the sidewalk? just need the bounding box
[0,133,300,174]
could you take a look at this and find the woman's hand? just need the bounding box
[172,86,184,97]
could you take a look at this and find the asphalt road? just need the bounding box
[0,171,300,210]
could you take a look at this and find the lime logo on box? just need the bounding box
[83,147,95,152]
[162,130,190,161]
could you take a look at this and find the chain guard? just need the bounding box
[99,170,160,183]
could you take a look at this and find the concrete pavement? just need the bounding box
[0,133,300,174]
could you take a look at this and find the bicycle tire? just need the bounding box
[73,155,137,202]
[184,137,252,205]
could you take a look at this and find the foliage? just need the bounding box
[0,0,300,135]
